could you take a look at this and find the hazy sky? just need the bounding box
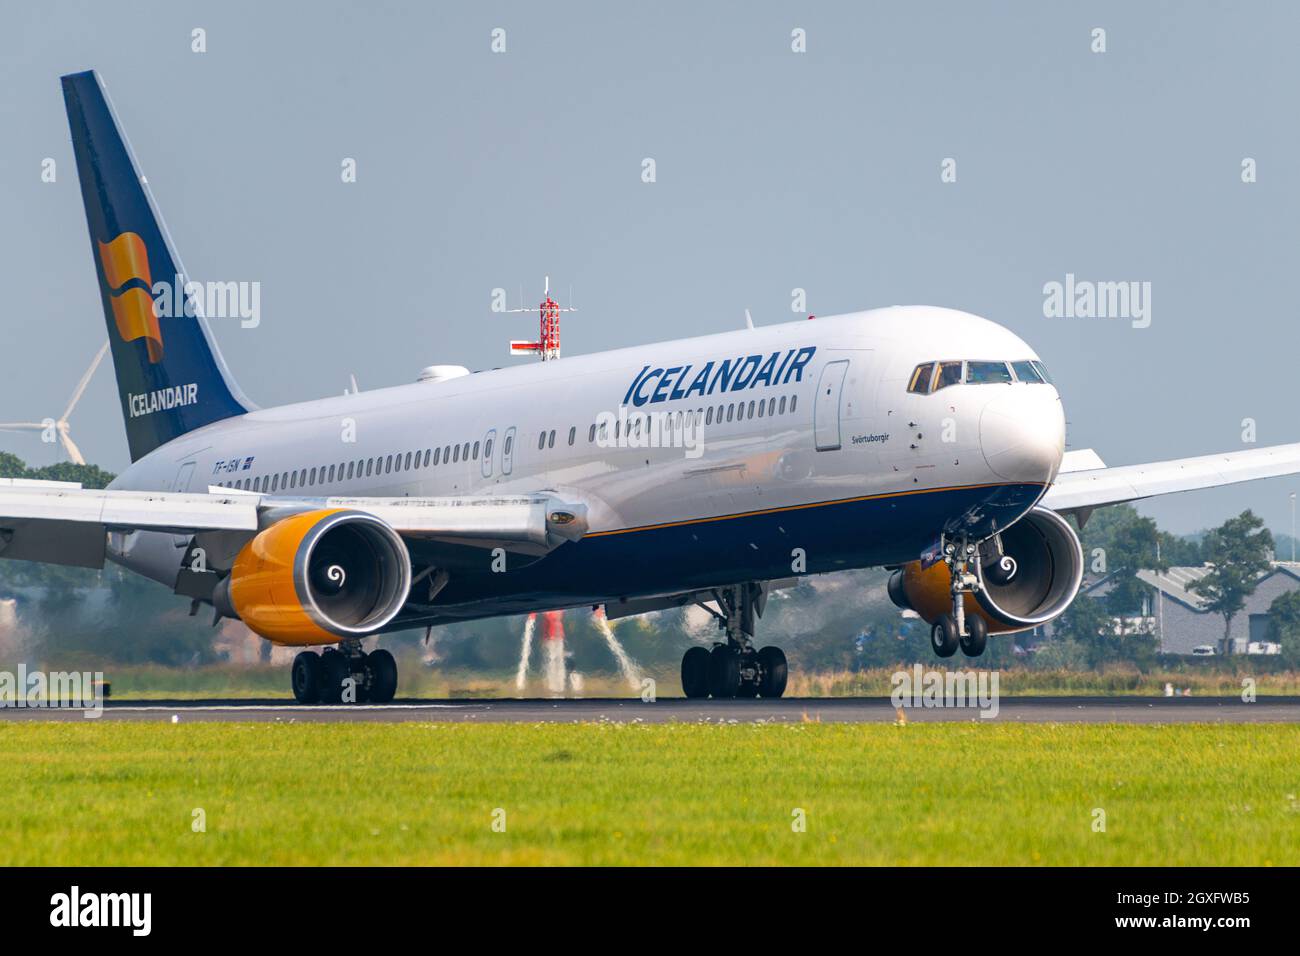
[2,1,1299,535]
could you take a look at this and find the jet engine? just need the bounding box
[212,509,412,646]
[887,507,1083,634]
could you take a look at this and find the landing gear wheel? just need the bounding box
[930,615,959,658]
[291,651,322,703]
[708,644,742,699]
[367,649,398,703]
[681,646,711,699]
[960,615,988,657]
[757,646,788,699]
[318,648,351,704]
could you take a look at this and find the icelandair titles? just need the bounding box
[622,346,816,407]
[128,382,199,419]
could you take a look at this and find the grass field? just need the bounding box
[1,722,1297,865]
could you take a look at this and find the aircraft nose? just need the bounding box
[979,388,1065,484]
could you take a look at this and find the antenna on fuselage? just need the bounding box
[504,275,577,361]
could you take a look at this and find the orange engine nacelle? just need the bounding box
[887,507,1084,635]
[213,509,412,646]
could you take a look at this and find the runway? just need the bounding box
[3,695,1298,723]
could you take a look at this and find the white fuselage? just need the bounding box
[109,306,1066,626]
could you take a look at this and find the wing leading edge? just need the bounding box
[0,480,587,569]
[1040,442,1300,517]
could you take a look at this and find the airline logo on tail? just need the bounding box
[97,231,163,363]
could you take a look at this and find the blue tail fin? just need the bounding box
[62,70,253,462]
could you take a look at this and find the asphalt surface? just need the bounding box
[3,695,1298,723]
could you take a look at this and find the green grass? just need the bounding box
[1,722,1297,865]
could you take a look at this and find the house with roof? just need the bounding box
[1079,562,1300,654]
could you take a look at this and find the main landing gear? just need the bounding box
[928,536,989,659]
[680,583,788,699]
[291,641,398,704]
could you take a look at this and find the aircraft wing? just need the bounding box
[1040,442,1300,517]
[0,479,587,569]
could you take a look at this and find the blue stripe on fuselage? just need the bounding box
[392,481,1045,626]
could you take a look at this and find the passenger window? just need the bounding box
[966,361,1013,384]
[548,430,556,449]
[453,445,460,463]
[779,396,787,414]
[347,462,355,479]
[462,442,470,460]
[908,363,935,394]
[434,448,441,465]
[934,362,964,391]
[1011,360,1042,383]
[589,423,596,443]
[485,438,493,458]
[538,432,546,450]
[726,404,735,422]
[366,459,374,477]
[424,449,431,467]
[404,452,412,470]
[472,442,480,460]
[504,435,513,455]
[706,407,714,425]
[790,395,798,413]
[568,426,576,446]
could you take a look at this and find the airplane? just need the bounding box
[3,69,1300,704]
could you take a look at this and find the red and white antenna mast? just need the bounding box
[506,276,575,362]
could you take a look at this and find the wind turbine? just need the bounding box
[0,341,109,465]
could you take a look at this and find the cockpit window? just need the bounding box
[907,362,935,394]
[934,361,964,391]
[966,361,1013,384]
[908,358,1051,394]
[1011,360,1042,383]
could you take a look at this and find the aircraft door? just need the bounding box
[482,429,497,478]
[172,461,195,492]
[502,426,516,475]
[171,461,196,547]
[814,359,849,451]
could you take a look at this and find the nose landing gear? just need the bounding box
[680,583,789,699]
[929,536,990,659]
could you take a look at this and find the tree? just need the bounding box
[1267,589,1300,664]
[26,462,116,489]
[1190,510,1274,655]
[0,452,28,479]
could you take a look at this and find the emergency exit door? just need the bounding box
[814,360,849,451]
